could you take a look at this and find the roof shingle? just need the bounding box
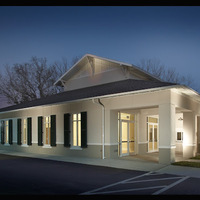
[0,79,176,113]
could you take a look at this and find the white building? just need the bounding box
[0,54,199,164]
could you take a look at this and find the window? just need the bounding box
[1,119,12,145]
[147,117,158,123]
[44,116,51,146]
[147,116,159,152]
[119,113,134,121]
[177,132,183,141]
[72,113,81,147]
[4,120,9,144]
[17,118,32,146]
[64,112,87,148]
[0,120,8,144]
[22,119,27,145]
[38,115,56,147]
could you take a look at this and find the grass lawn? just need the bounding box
[190,155,200,160]
[172,155,200,168]
[172,161,200,168]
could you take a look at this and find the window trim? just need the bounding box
[70,113,82,150]
[1,119,10,145]
[177,131,183,142]
[43,116,51,147]
[4,120,9,145]
[21,118,28,146]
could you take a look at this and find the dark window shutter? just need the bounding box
[9,120,13,145]
[17,119,22,145]
[64,113,71,147]
[38,116,43,146]
[81,112,87,148]
[27,117,32,145]
[50,115,56,146]
[1,121,4,144]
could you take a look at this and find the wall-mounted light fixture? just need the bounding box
[178,117,183,121]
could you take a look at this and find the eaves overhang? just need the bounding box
[0,84,178,115]
[54,54,161,87]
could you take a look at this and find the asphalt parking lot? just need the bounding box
[0,154,200,195]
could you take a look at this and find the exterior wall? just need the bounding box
[1,88,200,163]
[197,116,200,153]
[138,108,159,154]
[101,89,171,160]
[65,68,128,91]
[62,57,150,91]
[171,89,200,114]
[0,100,103,158]
[159,103,176,164]
[171,90,200,158]
[64,67,142,91]
[175,113,183,152]
[0,89,170,159]
[183,112,196,158]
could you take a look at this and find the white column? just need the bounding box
[197,116,200,153]
[183,112,196,158]
[159,103,176,164]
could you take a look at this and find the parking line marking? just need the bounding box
[81,171,189,195]
[89,185,167,195]
[152,176,190,195]
[125,176,184,184]
[80,171,152,195]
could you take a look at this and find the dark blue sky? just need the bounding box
[0,6,200,89]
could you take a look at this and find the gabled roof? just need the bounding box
[54,54,161,87]
[0,79,176,113]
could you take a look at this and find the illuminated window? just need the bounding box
[72,113,81,147]
[22,119,27,145]
[147,117,158,123]
[177,132,183,141]
[119,113,134,121]
[44,116,51,145]
[4,120,9,144]
[1,120,10,144]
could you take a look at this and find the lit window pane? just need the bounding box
[5,122,8,144]
[130,114,134,121]
[72,113,82,147]
[148,117,158,123]
[73,114,77,120]
[48,122,51,144]
[177,132,183,141]
[73,121,77,146]
[78,121,81,146]
[44,116,51,145]
[23,119,27,144]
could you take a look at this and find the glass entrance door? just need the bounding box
[121,121,128,155]
[148,122,158,152]
[119,112,135,157]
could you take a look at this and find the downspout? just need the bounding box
[92,98,105,159]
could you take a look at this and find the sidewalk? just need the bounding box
[1,149,200,178]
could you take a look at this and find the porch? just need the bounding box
[119,152,185,163]
[116,104,199,165]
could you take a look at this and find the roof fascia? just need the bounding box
[54,54,88,86]
[54,53,161,86]
[85,54,161,81]
[130,64,162,81]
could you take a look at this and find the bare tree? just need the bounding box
[137,58,196,90]
[0,56,70,105]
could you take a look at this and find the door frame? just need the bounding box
[119,113,136,157]
[147,120,159,152]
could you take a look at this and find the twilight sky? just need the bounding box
[0,6,200,93]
